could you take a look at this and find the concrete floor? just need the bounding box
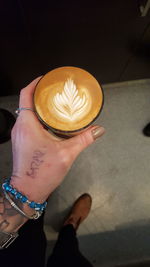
[0,79,150,266]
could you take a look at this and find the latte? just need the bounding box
[34,66,103,136]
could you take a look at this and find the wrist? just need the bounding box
[4,177,47,212]
[10,175,48,203]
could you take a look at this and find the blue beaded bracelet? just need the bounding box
[2,179,47,212]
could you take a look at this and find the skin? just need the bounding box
[0,77,105,233]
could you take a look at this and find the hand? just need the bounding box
[10,77,105,203]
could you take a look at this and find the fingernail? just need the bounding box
[92,126,105,140]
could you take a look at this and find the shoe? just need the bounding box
[143,122,150,137]
[63,193,92,230]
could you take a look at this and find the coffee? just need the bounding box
[34,66,103,136]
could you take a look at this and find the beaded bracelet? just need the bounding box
[2,179,47,212]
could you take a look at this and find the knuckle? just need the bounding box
[11,120,30,139]
[20,88,26,96]
[59,149,71,167]
[79,132,90,148]
[20,88,27,100]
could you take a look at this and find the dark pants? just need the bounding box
[0,216,93,267]
[47,224,93,267]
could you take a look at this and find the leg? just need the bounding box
[0,214,47,267]
[47,194,93,267]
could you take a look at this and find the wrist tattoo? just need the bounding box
[0,220,9,231]
[0,193,25,232]
[26,150,45,179]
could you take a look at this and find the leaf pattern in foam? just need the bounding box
[53,79,88,120]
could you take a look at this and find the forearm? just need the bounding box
[0,191,33,233]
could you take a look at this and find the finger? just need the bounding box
[63,125,105,160]
[19,76,42,109]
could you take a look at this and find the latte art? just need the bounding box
[34,66,103,135]
[53,79,88,121]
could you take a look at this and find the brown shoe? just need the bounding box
[63,193,92,230]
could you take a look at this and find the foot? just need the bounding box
[143,123,150,137]
[63,193,92,230]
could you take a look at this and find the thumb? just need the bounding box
[65,125,105,160]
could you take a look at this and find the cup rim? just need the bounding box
[33,69,104,134]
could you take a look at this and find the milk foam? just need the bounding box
[53,79,88,121]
